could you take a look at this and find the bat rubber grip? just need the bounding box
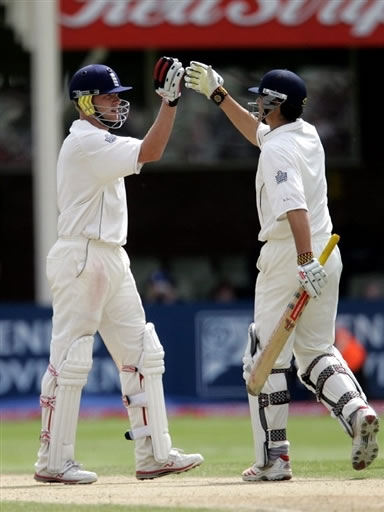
[318,234,340,265]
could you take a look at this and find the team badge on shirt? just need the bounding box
[105,133,117,143]
[275,170,287,184]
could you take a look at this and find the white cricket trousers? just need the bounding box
[46,237,146,372]
[35,237,147,473]
[254,234,343,373]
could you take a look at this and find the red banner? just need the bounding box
[60,0,384,49]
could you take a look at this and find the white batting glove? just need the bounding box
[154,56,184,106]
[298,258,328,299]
[184,61,224,99]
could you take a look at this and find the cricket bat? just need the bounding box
[246,233,340,397]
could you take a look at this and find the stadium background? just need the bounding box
[0,0,383,415]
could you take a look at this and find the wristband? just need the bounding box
[210,86,228,106]
[297,252,314,265]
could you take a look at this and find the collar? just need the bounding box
[71,119,107,133]
[264,118,304,140]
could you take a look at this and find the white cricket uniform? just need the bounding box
[47,119,146,372]
[246,119,370,470]
[254,119,342,372]
[35,119,175,474]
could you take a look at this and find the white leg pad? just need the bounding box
[299,351,367,436]
[243,327,290,467]
[247,372,290,467]
[140,323,171,463]
[47,336,93,472]
[35,365,58,473]
[120,369,154,466]
[122,323,171,463]
[331,346,367,402]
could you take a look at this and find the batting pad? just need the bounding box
[47,336,93,473]
[121,323,172,463]
[248,371,290,467]
[300,351,367,436]
[140,323,172,463]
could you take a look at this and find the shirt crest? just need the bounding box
[275,170,287,184]
[105,133,117,143]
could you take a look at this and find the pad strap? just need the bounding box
[300,352,365,423]
[301,353,328,385]
[259,390,291,409]
[123,391,147,407]
[316,364,348,400]
[269,429,287,442]
[333,391,361,417]
[125,425,150,440]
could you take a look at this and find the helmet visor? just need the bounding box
[247,87,287,121]
[248,87,287,101]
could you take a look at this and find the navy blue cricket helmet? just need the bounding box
[249,69,307,109]
[69,64,132,100]
[68,64,132,129]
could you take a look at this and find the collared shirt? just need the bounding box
[255,119,332,242]
[56,120,143,246]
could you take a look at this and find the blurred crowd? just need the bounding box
[1,69,383,304]
[138,261,384,305]
[0,66,355,170]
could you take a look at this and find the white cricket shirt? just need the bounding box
[255,119,332,242]
[56,120,143,246]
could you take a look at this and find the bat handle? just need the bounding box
[318,233,340,265]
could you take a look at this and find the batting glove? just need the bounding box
[154,56,184,106]
[297,258,328,299]
[184,61,225,100]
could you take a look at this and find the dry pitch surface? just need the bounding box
[1,474,383,512]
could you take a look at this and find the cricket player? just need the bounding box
[34,59,204,484]
[184,63,379,481]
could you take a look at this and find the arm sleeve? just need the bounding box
[263,145,307,220]
[80,131,143,183]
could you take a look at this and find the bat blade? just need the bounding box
[246,234,340,396]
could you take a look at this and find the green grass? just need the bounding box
[1,413,383,478]
[1,413,383,511]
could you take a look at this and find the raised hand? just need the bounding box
[154,56,184,106]
[184,61,224,100]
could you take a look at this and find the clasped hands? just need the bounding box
[154,57,224,105]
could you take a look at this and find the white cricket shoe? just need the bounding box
[242,455,292,482]
[34,459,98,484]
[136,448,204,480]
[351,406,380,470]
